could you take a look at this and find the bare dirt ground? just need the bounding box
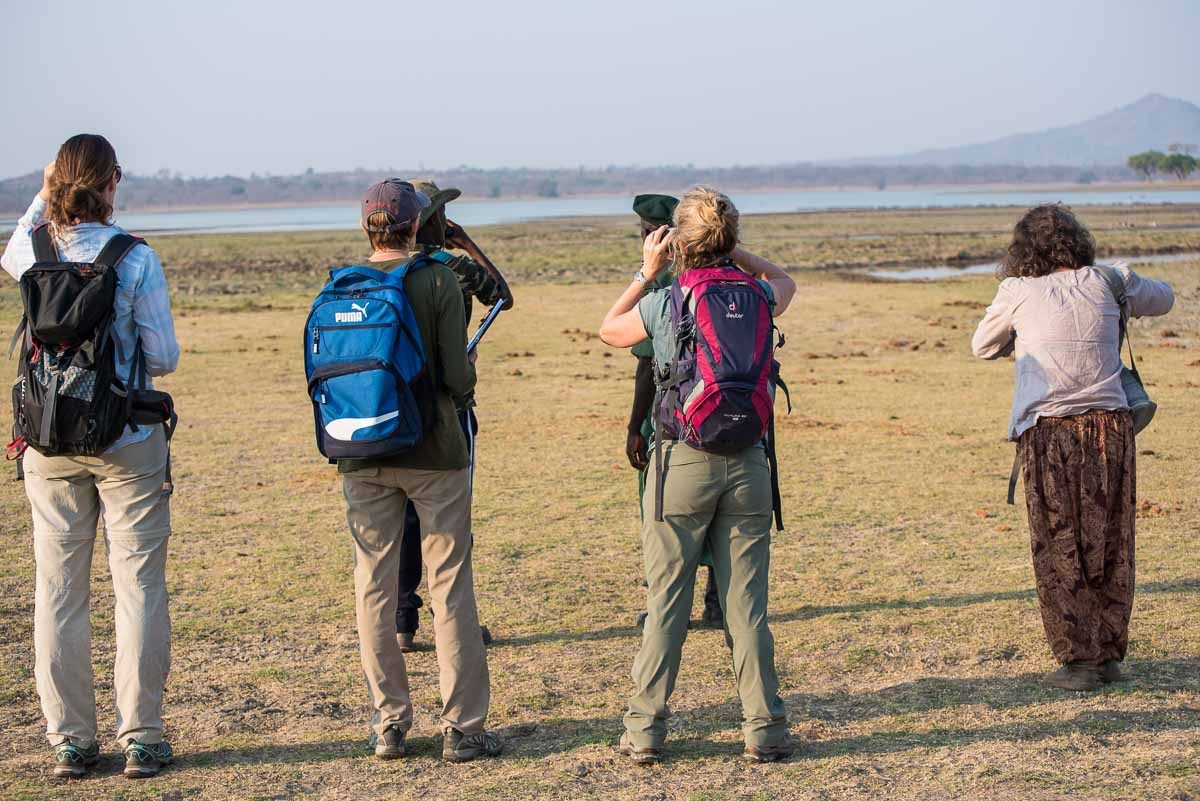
[0,207,1196,801]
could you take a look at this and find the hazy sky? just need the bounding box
[3,0,1197,178]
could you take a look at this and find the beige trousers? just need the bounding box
[342,465,489,736]
[24,427,171,747]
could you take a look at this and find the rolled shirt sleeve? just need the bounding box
[972,280,1019,359]
[1115,263,1175,319]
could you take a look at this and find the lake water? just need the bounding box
[4,186,1200,237]
[866,251,1200,281]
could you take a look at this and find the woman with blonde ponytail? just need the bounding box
[2,134,180,779]
[600,187,797,764]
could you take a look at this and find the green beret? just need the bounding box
[632,194,679,226]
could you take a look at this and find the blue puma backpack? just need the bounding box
[304,258,436,459]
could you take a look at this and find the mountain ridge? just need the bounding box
[859,94,1200,167]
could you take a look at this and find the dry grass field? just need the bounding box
[0,205,1197,801]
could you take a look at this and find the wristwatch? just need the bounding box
[633,268,649,285]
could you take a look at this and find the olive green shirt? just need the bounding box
[338,257,475,473]
[414,245,505,322]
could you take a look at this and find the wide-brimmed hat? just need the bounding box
[410,179,463,229]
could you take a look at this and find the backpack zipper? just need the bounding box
[312,322,393,355]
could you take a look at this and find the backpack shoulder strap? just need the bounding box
[92,233,145,271]
[427,249,455,265]
[388,253,435,282]
[31,223,57,263]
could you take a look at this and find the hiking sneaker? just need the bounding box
[617,732,662,765]
[1043,662,1103,692]
[743,735,795,763]
[1101,660,1129,684]
[368,724,406,760]
[122,739,173,778]
[480,625,493,646]
[53,741,100,778]
[397,632,417,653]
[442,728,503,762]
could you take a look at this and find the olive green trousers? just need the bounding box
[624,442,788,749]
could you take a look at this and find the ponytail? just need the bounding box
[45,134,118,229]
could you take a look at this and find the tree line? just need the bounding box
[1127,144,1198,181]
[0,161,1162,216]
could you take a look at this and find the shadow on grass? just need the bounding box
[503,656,1200,762]
[773,576,1200,626]
[108,658,1199,771]
[179,734,445,770]
[803,704,1200,760]
[491,577,1200,649]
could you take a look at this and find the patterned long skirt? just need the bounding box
[1018,410,1136,664]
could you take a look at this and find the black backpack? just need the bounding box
[9,224,157,457]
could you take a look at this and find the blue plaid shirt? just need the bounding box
[2,196,180,452]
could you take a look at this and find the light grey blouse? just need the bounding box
[972,263,1174,440]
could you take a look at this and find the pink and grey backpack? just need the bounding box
[652,259,788,528]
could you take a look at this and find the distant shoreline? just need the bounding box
[5,185,1200,238]
[93,179,1200,216]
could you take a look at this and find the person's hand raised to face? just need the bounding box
[641,225,673,281]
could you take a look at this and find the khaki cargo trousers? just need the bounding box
[23,427,172,747]
[342,465,489,737]
[625,442,789,749]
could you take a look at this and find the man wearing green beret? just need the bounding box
[627,194,722,630]
[391,179,514,652]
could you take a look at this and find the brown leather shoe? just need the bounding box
[1100,660,1129,683]
[618,733,662,765]
[1043,662,1103,691]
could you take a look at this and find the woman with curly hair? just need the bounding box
[972,204,1174,691]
